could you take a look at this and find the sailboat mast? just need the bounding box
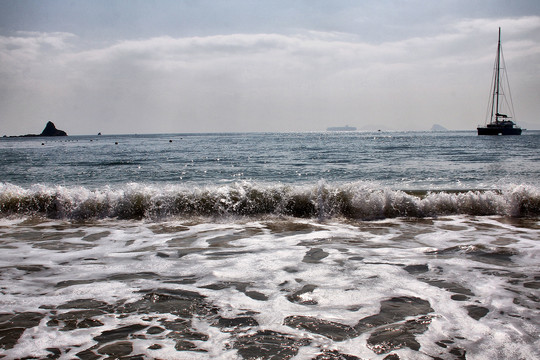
[478,27,521,135]
[494,27,501,123]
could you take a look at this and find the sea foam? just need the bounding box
[1,181,539,220]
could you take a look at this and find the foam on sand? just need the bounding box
[0,215,538,358]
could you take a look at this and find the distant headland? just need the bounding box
[430,124,448,132]
[5,121,68,137]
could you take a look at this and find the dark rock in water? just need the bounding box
[119,288,215,318]
[216,316,259,329]
[465,305,489,320]
[159,318,190,332]
[284,315,357,341]
[56,298,112,311]
[201,281,268,301]
[383,354,400,360]
[287,284,318,305]
[282,296,434,352]
[56,309,107,321]
[367,316,433,354]
[75,348,100,360]
[451,294,470,301]
[171,328,208,342]
[0,327,26,351]
[435,339,455,348]
[245,290,269,301]
[41,121,67,136]
[77,318,105,329]
[51,309,106,331]
[201,281,241,291]
[160,318,208,343]
[46,347,62,357]
[98,341,133,356]
[313,349,362,359]
[1,311,45,329]
[0,312,46,350]
[234,330,310,360]
[303,248,329,263]
[403,264,429,274]
[420,279,474,296]
[55,279,96,288]
[175,339,198,351]
[355,296,434,333]
[93,323,147,342]
[449,347,467,359]
[425,244,517,265]
[15,264,50,273]
[146,326,165,334]
[125,355,146,360]
[523,281,540,289]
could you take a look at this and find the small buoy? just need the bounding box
[169,139,172,143]
[41,143,45,145]
[115,142,118,145]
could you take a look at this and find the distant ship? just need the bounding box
[327,125,357,131]
[477,28,521,135]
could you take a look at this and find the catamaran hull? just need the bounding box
[477,126,522,135]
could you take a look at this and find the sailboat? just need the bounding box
[477,28,522,135]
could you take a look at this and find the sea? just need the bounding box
[0,131,539,360]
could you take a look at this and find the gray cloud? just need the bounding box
[1,16,539,135]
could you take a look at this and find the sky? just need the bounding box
[1,0,539,135]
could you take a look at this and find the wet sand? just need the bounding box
[0,216,538,359]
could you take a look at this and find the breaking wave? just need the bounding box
[1,182,539,220]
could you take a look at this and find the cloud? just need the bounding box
[5,18,539,80]
[0,31,75,73]
[1,16,539,134]
[453,16,540,35]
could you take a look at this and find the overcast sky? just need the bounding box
[1,0,539,135]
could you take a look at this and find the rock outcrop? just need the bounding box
[40,121,67,136]
[10,121,68,137]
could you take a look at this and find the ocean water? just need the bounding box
[0,131,539,359]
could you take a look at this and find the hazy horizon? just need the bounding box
[8,121,532,137]
[1,0,540,135]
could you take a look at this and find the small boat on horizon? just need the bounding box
[477,28,522,135]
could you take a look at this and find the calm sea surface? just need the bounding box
[1,131,540,188]
[0,131,539,359]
